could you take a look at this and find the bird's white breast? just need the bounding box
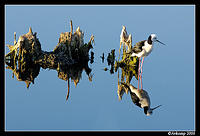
[142,41,153,57]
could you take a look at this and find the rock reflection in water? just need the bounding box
[115,55,139,100]
[100,53,104,63]
[101,49,115,74]
[113,26,161,115]
[5,20,94,101]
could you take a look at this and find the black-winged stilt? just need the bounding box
[130,34,165,91]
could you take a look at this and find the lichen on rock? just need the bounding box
[115,33,139,101]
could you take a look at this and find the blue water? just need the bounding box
[5,5,195,131]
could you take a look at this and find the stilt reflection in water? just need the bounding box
[121,82,162,116]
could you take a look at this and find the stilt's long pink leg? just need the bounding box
[140,57,145,90]
[138,58,141,91]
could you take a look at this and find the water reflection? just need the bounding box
[114,50,161,115]
[90,51,94,64]
[5,21,94,101]
[5,28,42,88]
[113,26,161,115]
[106,49,115,74]
[121,82,162,116]
[100,53,104,63]
[5,22,161,114]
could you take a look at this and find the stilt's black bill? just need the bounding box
[156,40,166,45]
[151,105,162,110]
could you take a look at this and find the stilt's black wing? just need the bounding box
[130,91,141,108]
[132,40,145,53]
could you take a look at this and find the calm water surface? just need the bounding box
[5,5,195,131]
